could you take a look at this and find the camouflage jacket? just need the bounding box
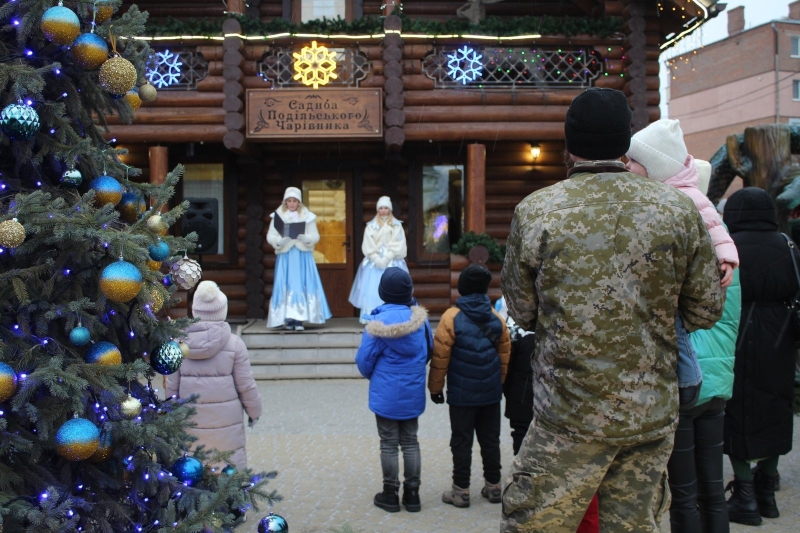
[501,162,725,444]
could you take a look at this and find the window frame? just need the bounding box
[794,79,800,101]
[792,35,800,58]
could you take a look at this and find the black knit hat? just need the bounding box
[723,187,779,233]
[564,88,632,161]
[379,267,415,306]
[458,264,492,296]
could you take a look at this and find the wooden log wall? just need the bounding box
[121,0,228,22]
[363,0,593,20]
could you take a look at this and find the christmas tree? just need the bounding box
[0,2,278,531]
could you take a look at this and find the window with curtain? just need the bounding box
[421,165,463,255]
[302,0,346,21]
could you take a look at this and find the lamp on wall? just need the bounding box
[530,143,541,161]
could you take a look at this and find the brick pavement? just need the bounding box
[242,379,800,533]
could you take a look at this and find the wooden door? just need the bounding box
[301,177,355,317]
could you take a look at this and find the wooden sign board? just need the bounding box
[246,88,383,140]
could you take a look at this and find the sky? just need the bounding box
[660,0,790,117]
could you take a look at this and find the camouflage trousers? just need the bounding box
[500,417,674,533]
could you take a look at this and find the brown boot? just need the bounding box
[481,480,502,503]
[442,484,470,508]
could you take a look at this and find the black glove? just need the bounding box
[430,392,445,404]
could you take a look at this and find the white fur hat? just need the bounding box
[283,187,302,202]
[626,119,688,183]
[696,159,711,195]
[376,196,393,211]
[192,280,228,321]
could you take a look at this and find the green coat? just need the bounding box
[691,266,740,407]
[501,163,726,445]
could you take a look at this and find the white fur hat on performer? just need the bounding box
[376,196,393,211]
[626,119,689,183]
[283,187,302,202]
[192,280,228,321]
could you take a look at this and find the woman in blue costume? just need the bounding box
[266,187,332,330]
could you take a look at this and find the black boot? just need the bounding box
[752,465,780,491]
[402,487,421,512]
[753,470,779,518]
[726,478,762,525]
[373,484,400,513]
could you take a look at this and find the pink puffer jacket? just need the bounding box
[165,321,262,469]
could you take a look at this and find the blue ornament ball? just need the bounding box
[55,418,100,461]
[89,175,123,207]
[172,455,203,485]
[221,465,237,476]
[40,5,80,45]
[61,168,82,187]
[85,340,122,366]
[0,104,40,140]
[69,326,91,346]
[258,513,288,533]
[117,191,146,223]
[99,259,143,302]
[0,361,18,403]
[71,32,109,70]
[162,274,174,288]
[148,241,170,262]
[150,341,183,375]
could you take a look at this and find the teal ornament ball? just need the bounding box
[41,5,80,45]
[61,168,82,187]
[55,418,100,461]
[85,341,122,366]
[69,326,91,347]
[71,32,109,70]
[148,241,170,261]
[100,260,143,302]
[0,362,18,403]
[150,341,183,375]
[117,191,146,223]
[172,455,203,485]
[221,465,237,476]
[258,513,288,533]
[89,175,123,207]
[0,104,40,140]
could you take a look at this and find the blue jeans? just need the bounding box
[676,315,703,388]
[375,415,421,490]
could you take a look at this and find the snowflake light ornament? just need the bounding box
[146,50,183,89]
[447,46,483,85]
[293,41,338,89]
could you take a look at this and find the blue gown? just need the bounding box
[268,247,332,327]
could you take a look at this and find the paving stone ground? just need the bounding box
[242,379,800,533]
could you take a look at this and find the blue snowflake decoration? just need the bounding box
[146,50,183,89]
[447,46,483,85]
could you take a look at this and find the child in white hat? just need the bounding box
[266,187,332,330]
[348,196,409,323]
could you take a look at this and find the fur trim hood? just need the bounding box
[366,306,428,339]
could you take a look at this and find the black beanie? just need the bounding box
[379,267,415,306]
[458,264,492,296]
[564,88,632,161]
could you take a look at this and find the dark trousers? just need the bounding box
[449,403,501,488]
[510,418,530,456]
[667,397,729,533]
[375,414,421,491]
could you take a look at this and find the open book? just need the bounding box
[273,216,304,239]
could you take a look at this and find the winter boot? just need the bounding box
[442,484,470,508]
[753,469,780,518]
[726,477,762,526]
[752,465,780,491]
[373,484,400,513]
[481,480,502,504]
[402,487,421,512]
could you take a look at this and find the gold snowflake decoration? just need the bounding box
[293,41,338,89]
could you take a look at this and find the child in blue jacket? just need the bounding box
[355,268,433,513]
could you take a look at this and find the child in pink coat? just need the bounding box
[166,281,262,470]
[626,118,739,409]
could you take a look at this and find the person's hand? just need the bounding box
[430,392,445,404]
[248,417,259,428]
[719,262,734,288]
[277,237,291,248]
[297,234,312,245]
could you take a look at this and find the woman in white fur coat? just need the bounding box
[349,196,409,322]
[266,187,332,330]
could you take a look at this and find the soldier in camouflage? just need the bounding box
[500,88,726,533]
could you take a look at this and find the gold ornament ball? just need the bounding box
[147,259,162,271]
[40,5,81,46]
[0,218,26,248]
[148,285,166,313]
[138,83,158,103]
[99,55,138,95]
[120,394,143,419]
[124,90,142,111]
[179,341,190,358]
[146,214,168,235]
[95,2,115,25]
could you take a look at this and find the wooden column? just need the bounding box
[148,146,168,185]
[625,0,650,131]
[382,0,400,16]
[464,143,486,234]
[227,0,247,14]
[222,18,249,154]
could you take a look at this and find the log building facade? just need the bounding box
[114,0,723,319]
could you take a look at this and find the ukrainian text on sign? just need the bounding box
[246,88,383,139]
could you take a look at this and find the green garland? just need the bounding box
[145,14,623,38]
[451,232,507,263]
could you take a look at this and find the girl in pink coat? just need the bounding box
[166,281,262,470]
